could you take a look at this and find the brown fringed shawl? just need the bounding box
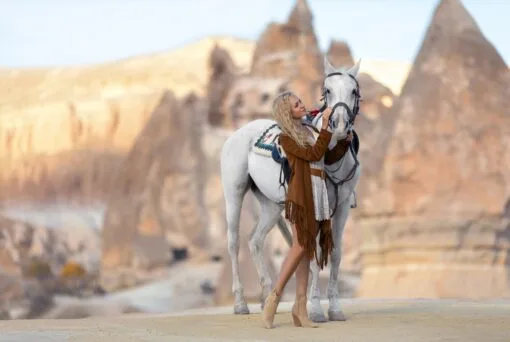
[279,128,350,269]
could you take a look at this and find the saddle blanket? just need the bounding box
[252,122,319,159]
[253,123,283,158]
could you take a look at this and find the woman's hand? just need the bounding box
[321,107,333,129]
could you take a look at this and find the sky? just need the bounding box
[0,0,508,68]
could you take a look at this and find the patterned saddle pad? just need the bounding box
[253,123,285,162]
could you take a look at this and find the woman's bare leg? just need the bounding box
[295,250,310,297]
[291,223,318,328]
[262,222,305,328]
[273,223,305,296]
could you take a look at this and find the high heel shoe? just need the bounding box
[261,288,280,329]
[291,295,318,328]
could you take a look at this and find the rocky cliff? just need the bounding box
[0,93,161,205]
[357,0,510,298]
[0,37,254,206]
[100,91,209,291]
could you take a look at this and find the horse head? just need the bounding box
[309,57,362,147]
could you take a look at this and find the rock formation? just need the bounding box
[0,214,103,319]
[0,271,54,320]
[0,93,161,205]
[357,0,510,298]
[221,76,288,129]
[354,73,398,216]
[100,91,209,291]
[0,215,100,277]
[326,40,355,69]
[250,0,323,107]
[207,45,238,127]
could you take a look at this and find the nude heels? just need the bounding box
[291,295,318,328]
[261,288,281,329]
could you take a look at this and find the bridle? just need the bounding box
[315,71,362,218]
[317,71,361,130]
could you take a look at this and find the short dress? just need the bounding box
[305,126,331,221]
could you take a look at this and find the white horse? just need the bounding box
[220,57,362,322]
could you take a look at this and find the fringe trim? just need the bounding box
[285,201,315,260]
[285,200,334,270]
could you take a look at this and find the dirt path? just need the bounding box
[1,299,509,342]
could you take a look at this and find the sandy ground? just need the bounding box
[1,299,509,342]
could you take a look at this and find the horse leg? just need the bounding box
[327,199,350,321]
[224,181,250,314]
[249,189,282,309]
[309,242,327,323]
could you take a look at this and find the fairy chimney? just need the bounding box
[250,0,323,107]
[357,0,510,299]
[100,91,209,291]
[287,0,314,34]
[207,44,237,127]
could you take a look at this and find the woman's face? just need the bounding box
[290,96,306,119]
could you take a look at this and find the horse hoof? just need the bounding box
[309,311,328,323]
[234,302,250,315]
[328,310,347,321]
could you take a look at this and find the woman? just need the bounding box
[261,91,352,329]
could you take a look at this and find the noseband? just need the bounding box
[318,72,361,130]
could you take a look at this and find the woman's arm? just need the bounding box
[279,129,332,162]
[325,139,350,165]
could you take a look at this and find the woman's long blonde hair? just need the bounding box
[272,91,311,148]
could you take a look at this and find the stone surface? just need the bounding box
[0,93,161,205]
[221,75,288,129]
[358,216,510,298]
[358,0,510,298]
[354,73,398,219]
[0,271,55,320]
[326,40,355,69]
[206,45,238,127]
[100,91,209,291]
[201,126,231,255]
[0,215,103,319]
[0,215,100,278]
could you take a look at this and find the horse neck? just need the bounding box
[329,146,356,177]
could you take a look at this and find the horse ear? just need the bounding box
[347,59,361,77]
[324,56,335,75]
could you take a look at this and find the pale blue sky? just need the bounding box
[0,0,508,68]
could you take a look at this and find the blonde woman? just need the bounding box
[262,91,352,329]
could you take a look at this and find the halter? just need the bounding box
[315,72,361,131]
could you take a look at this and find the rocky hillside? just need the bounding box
[0,37,410,115]
[0,37,255,112]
